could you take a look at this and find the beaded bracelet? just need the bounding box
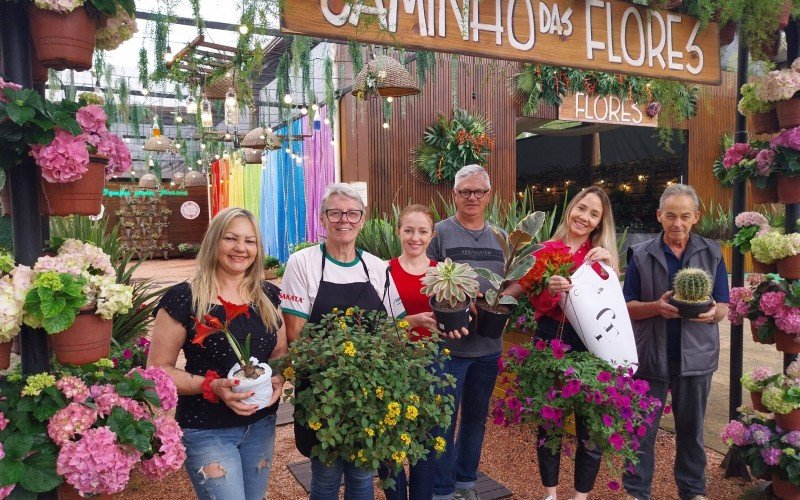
[201,370,221,403]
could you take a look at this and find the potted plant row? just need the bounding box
[728,273,800,353]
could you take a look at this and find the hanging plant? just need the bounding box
[189,0,204,34]
[348,40,364,76]
[416,50,436,86]
[325,55,335,122]
[116,77,130,122]
[411,108,495,184]
[276,52,290,124]
[450,54,458,108]
[138,47,149,90]
[152,13,170,82]
[292,35,312,78]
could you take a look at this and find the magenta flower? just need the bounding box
[76,105,108,135]
[631,379,649,396]
[608,480,620,491]
[56,375,89,403]
[30,129,90,183]
[602,414,614,427]
[761,447,782,466]
[609,432,624,451]
[721,420,749,446]
[561,379,582,398]
[508,345,530,363]
[535,339,547,351]
[128,366,178,411]
[723,143,752,168]
[760,291,788,317]
[0,412,7,431]
[755,149,776,176]
[772,126,800,150]
[47,403,98,445]
[597,371,612,383]
[748,423,772,445]
[139,416,186,480]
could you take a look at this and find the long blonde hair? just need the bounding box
[551,186,619,271]
[190,208,280,330]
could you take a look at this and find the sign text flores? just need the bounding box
[281,0,720,84]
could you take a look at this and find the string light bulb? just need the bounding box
[386,96,394,103]
[200,95,213,128]
[164,46,174,63]
[266,126,273,133]
[141,88,149,96]
[185,94,196,115]
[382,122,389,129]
[238,24,249,35]
[283,93,293,104]
[311,103,319,111]
[200,143,207,150]
[300,106,308,115]
[175,115,183,123]
[324,118,330,125]
[224,88,239,126]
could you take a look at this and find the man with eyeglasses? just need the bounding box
[428,164,514,500]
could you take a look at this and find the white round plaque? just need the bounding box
[180,201,200,220]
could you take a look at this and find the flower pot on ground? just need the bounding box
[778,98,800,130]
[28,6,96,72]
[227,357,273,410]
[40,156,107,216]
[668,268,714,319]
[773,474,800,500]
[777,175,800,204]
[422,258,480,334]
[752,109,781,135]
[750,179,779,204]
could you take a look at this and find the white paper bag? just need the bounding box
[227,357,274,410]
[558,262,638,370]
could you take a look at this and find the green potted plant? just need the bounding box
[473,212,544,339]
[0,251,27,369]
[421,258,480,333]
[758,59,800,130]
[668,267,714,318]
[738,82,779,134]
[762,367,800,430]
[751,231,800,279]
[177,242,199,258]
[287,308,455,487]
[741,366,779,412]
[733,211,771,255]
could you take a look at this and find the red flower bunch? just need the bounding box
[454,129,495,152]
[518,242,574,296]
[192,296,260,378]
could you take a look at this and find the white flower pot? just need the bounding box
[227,357,273,410]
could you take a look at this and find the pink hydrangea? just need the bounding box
[56,426,141,496]
[723,143,754,168]
[0,485,14,499]
[772,126,800,151]
[775,306,800,335]
[101,133,132,178]
[47,403,97,445]
[752,366,777,382]
[755,148,776,176]
[735,212,769,229]
[76,105,107,135]
[0,78,22,104]
[117,397,149,420]
[56,376,89,403]
[728,287,754,325]
[128,367,178,411]
[139,416,186,480]
[0,412,7,431]
[721,420,749,446]
[782,430,800,447]
[761,447,782,465]
[30,129,90,183]
[90,384,122,417]
[760,291,788,317]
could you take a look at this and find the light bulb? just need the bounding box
[296,157,302,165]
[165,46,174,63]
[215,154,220,159]
[382,122,389,129]
[174,143,181,149]
[224,133,231,140]
[175,115,183,123]
[196,159,202,165]
[311,103,319,111]
[330,139,335,145]
[141,88,149,96]
[285,147,291,154]
[386,96,394,103]
[283,93,292,104]
[266,126,273,133]
[200,143,206,150]
[238,24,249,35]
[185,95,196,114]
[324,118,330,125]
[124,137,131,143]
[300,106,308,115]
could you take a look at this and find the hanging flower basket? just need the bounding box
[50,307,112,366]
[777,98,800,130]
[40,156,107,216]
[752,109,780,135]
[28,6,96,72]
[775,330,800,354]
[719,22,736,46]
[750,179,779,204]
[777,174,800,204]
[778,254,800,280]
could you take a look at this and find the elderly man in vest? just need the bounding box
[621,184,729,500]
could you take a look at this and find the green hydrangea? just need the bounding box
[751,232,800,264]
[21,373,56,397]
[95,358,114,369]
[33,271,64,291]
[762,383,800,414]
[0,252,14,274]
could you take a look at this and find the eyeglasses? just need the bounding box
[325,209,364,223]
[456,189,490,199]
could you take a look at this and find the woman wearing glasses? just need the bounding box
[281,183,406,500]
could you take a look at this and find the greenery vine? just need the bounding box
[189,0,204,34]
[138,47,149,91]
[348,40,364,76]
[325,55,335,122]
[276,52,291,124]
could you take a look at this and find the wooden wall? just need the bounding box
[340,53,519,214]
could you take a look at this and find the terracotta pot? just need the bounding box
[750,320,775,344]
[719,22,736,46]
[775,329,800,354]
[776,409,800,431]
[50,308,112,366]
[773,474,800,500]
[756,31,781,61]
[30,45,48,85]
[58,483,113,499]
[778,254,800,280]
[40,156,107,216]
[779,0,793,29]
[752,109,780,135]
[28,6,96,72]
[0,341,10,370]
[778,98,800,130]
[750,179,779,204]
[751,390,769,412]
[752,259,778,275]
[778,174,800,204]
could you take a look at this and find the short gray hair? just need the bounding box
[659,184,700,210]
[453,164,491,189]
[320,183,365,212]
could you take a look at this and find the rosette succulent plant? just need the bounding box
[421,258,480,309]
[672,268,713,303]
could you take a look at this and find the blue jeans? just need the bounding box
[182,414,276,500]
[378,452,435,500]
[310,457,375,500]
[433,353,499,499]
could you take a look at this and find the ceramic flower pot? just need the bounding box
[429,297,471,334]
[40,156,107,216]
[778,175,800,204]
[778,98,800,130]
[776,409,800,432]
[750,390,769,413]
[775,330,800,355]
[0,341,11,370]
[29,6,96,72]
[751,109,780,135]
[772,474,800,500]
[668,296,713,319]
[473,298,511,339]
[751,259,778,275]
[749,179,779,204]
[51,308,112,366]
[227,357,273,410]
[778,254,800,280]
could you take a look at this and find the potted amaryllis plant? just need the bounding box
[493,340,661,488]
[421,258,480,333]
[741,366,779,412]
[192,296,273,409]
[472,212,544,339]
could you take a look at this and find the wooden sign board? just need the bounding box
[281,0,720,85]
[559,92,658,127]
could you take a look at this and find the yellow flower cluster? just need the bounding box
[392,451,407,463]
[443,348,450,356]
[434,436,446,452]
[364,427,375,437]
[375,386,384,400]
[385,401,401,426]
[400,433,412,446]
[405,405,419,420]
[397,320,410,329]
[346,307,355,316]
[339,320,348,330]
[435,395,442,405]
[358,450,366,459]
[342,341,356,356]
[309,421,322,430]
[408,394,420,404]
[283,366,296,379]
[22,373,56,397]
[95,358,114,369]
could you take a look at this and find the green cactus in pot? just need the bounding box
[669,267,714,319]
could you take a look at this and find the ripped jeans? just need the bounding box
[182,414,277,500]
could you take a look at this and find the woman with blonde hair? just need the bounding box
[148,207,286,500]
[520,186,618,500]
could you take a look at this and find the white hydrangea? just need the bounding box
[95,282,133,320]
[33,0,84,13]
[0,265,34,342]
[96,10,138,51]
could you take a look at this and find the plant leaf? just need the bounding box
[508,229,533,249]
[19,451,61,493]
[518,211,546,237]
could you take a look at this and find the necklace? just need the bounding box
[454,217,487,242]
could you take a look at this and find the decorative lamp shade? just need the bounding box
[185,95,197,115]
[241,127,280,150]
[351,55,420,99]
[200,95,213,128]
[138,173,159,189]
[172,172,185,185]
[224,87,239,126]
[244,148,263,164]
[143,136,174,152]
[184,170,206,186]
[202,73,236,100]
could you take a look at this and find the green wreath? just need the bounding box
[411,108,494,184]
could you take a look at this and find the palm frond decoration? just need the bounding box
[411,108,495,184]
